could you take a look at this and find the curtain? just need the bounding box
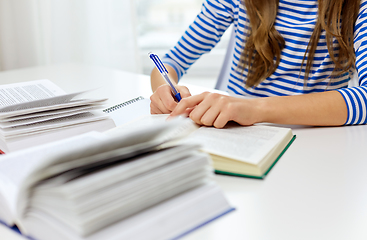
[0,0,141,72]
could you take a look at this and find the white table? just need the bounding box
[1,63,366,240]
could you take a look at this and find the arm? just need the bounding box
[169,90,347,128]
[259,91,347,125]
[334,3,367,125]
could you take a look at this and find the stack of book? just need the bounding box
[0,117,233,240]
[0,79,116,153]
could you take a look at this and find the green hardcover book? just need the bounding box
[214,135,296,179]
[186,123,296,179]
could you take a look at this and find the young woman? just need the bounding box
[150,0,365,128]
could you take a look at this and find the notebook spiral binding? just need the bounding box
[103,96,145,113]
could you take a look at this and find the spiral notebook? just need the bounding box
[103,96,151,126]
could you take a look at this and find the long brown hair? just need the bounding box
[238,0,360,88]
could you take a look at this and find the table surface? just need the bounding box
[1,63,366,240]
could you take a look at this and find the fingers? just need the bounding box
[193,103,221,126]
[150,84,192,114]
[150,94,171,114]
[150,85,178,114]
[189,98,213,125]
[190,95,230,127]
[169,91,257,127]
[170,92,208,117]
[170,92,234,128]
[150,102,163,114]
[213,111,230,128]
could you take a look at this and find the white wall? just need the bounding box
[0,0,141,72]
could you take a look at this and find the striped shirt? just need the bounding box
[162,0,367,125]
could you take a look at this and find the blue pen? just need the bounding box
[149,52,182,102]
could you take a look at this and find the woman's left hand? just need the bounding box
[169,92,261,128]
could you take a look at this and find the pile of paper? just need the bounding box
[0,79,115,152]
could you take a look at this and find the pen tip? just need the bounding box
[148,52,152,56]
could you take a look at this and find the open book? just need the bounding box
[113,115,295,179]
[0,80,116,153]
[0,117,233,240]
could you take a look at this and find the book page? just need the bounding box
[187,124,292,165]
[0,92,88,113]
[0,132,106,219]
[13,117,197,223]
[0,79,65,107]
[0,111,109,138]
[0,98,107,119]
[0,224,26,240]
[0,79,100,116]
[0,108,99,128]
[109,114,168,130]
[21,183,231,240]
[0,105,97,122]
[28,149,208,235]
[36,144,201,190]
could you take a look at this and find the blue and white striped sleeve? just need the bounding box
[337,0,367,125]
[162,0,235,81]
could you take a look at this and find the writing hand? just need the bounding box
[150,84,191,114]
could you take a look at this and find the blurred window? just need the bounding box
[135,0,230,84]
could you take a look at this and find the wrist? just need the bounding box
[150,69,163,91]
[231,97,268,125]
[250,97,270,123]
[150,65,178,92]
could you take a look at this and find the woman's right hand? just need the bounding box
[150,84,191,114]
